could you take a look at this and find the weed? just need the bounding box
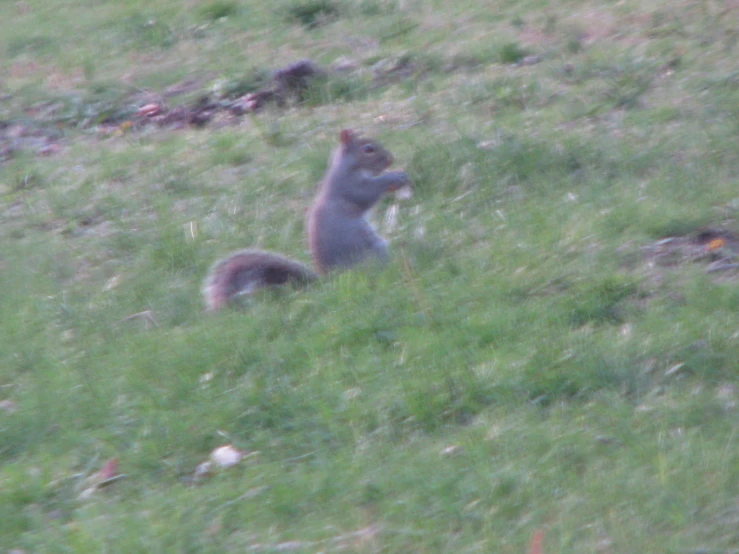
[11,170,44,192]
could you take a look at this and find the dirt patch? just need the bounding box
[109,61,327,131]
[644,228,739,278]
[0,61,330,160]
[0,120,61,161]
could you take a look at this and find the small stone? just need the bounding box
[210,445,243,468]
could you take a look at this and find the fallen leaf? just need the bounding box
[77,458,121,500]
[706,238,725,252]
[138,103,162,117]
[84,458,119,489]
[528,529,544,554]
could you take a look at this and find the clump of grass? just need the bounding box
[356,0,398,16]
[565,36,584,53]
[375,16,418,42]
[560,25,587,54]
[120,14,177,49]
[566,276,640,327]
[6,35,56,58]
[282,0,340,28]
[207,133,252,166]
[499,41,528,64]
[511,15,525,29]
[407,138,479,196]
[300,75,369,106]
[197,0,240,21]
[602,59,657,109]
[50,83,136,127]
[486,76,540,111]
[217,69,272,98]
[11,170,45,192]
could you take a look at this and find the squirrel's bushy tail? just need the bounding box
[203,249,317,312]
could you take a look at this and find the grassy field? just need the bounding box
[1,0,738,551]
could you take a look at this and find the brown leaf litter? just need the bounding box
[643,228,739,279]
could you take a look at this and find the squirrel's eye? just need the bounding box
[362,144,375,154]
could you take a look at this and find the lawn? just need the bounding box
[1,0,738,552]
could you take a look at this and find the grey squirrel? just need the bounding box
[203,129,411,311]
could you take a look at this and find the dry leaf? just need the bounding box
[78,458,120,500]
[138,103,162,117]
[528,529,544,554]
[84,458,119,489]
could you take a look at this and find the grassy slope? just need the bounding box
[1,0,738,551]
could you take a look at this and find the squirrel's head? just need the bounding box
[339,129,394,174]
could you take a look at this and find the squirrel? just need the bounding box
[202,129,411,312]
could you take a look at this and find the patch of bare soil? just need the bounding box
[0,120,62,161]
[644,228,739,280]
[0,60,331,161]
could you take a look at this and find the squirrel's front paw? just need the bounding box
[397,171,411,185]
[387,170,411,190]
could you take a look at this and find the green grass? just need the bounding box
[1,0,738,552]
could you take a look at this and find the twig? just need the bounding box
[707,263,739,273]
[116,310,159,328]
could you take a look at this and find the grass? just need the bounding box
[1,0,738,551]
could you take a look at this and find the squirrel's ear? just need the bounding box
[339,129,354,145]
